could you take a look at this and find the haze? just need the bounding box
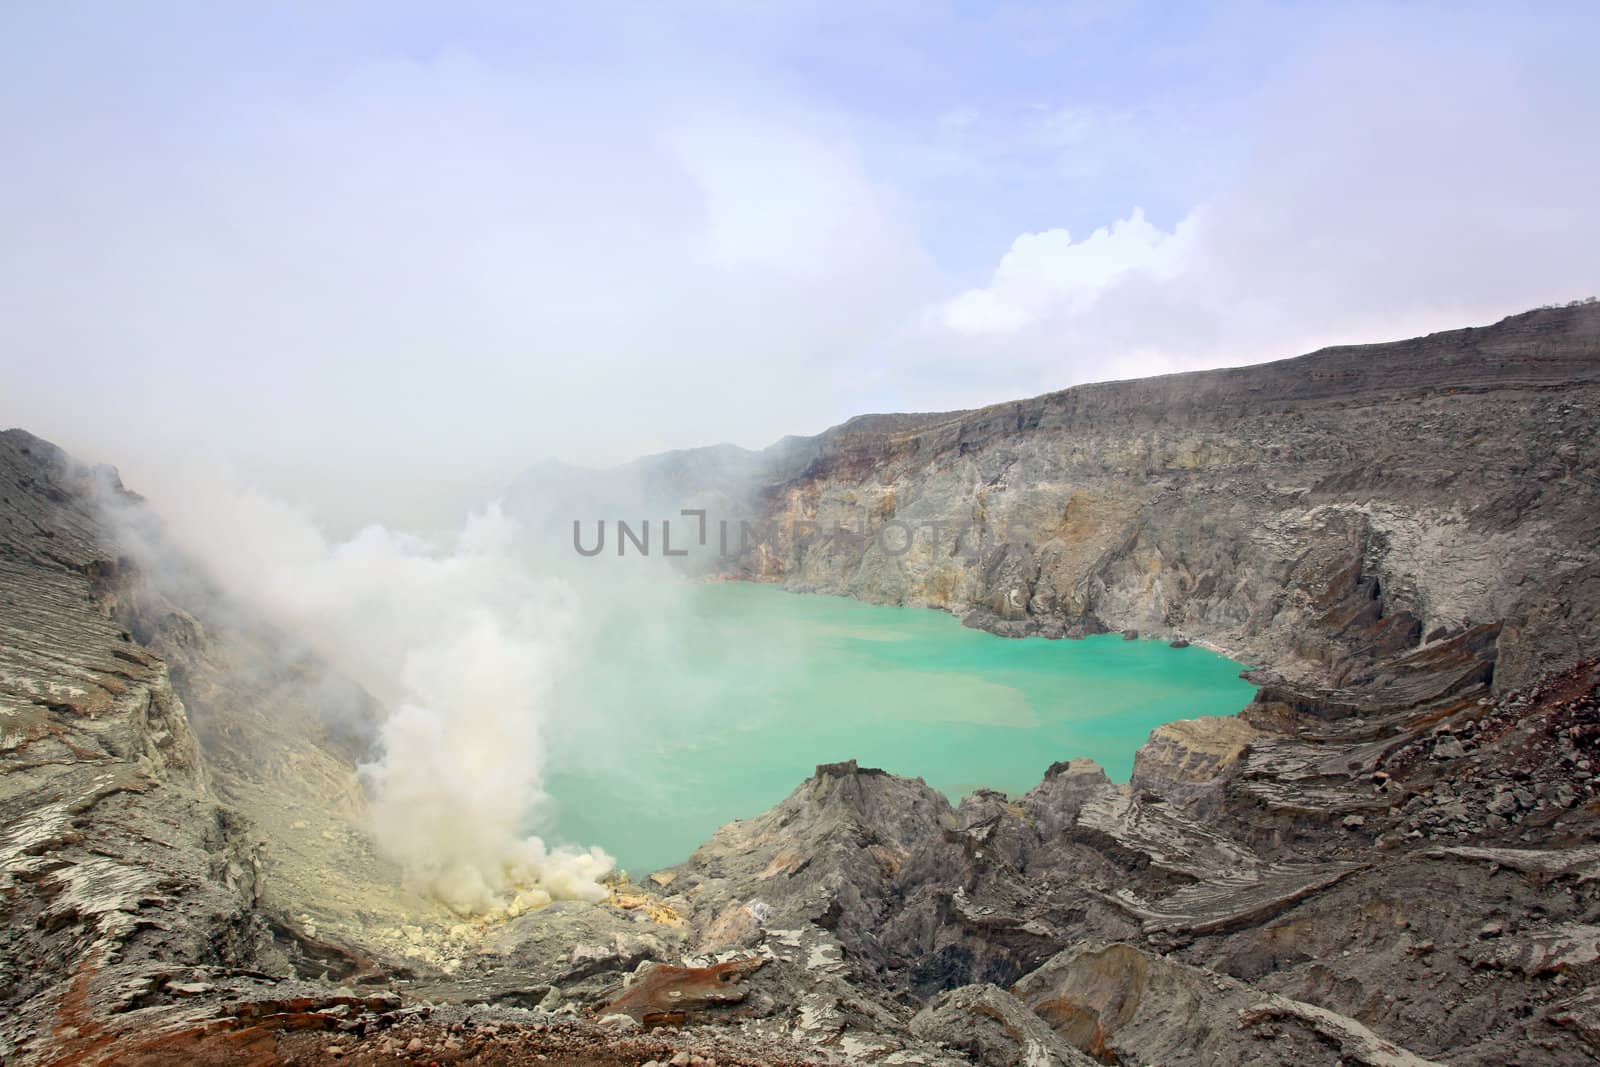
[2,2,1597,530]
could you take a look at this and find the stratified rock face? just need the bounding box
[667,304,1600,701]
[0,431,266,1062]
[909,983,1098,1067]
[1130,716,1261,815]
[1012,941,1447,1067]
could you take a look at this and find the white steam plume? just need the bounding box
[142,475,612,916]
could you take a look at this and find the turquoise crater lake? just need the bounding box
[542,582,1256,875]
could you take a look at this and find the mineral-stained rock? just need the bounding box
[655,758,963,969]
[1551,988,1600,1051]
[1129,716,1262,815]
[1237,994,1449,1067]
[601,957,765,1026]
[1013,941,1445,1066]
[909,983,1099,1066]
[1020,758,1113,837]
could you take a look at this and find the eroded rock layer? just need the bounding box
[705,305,1599,701]
[4,304,1600,1064]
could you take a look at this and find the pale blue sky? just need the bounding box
[2,2,1596,526]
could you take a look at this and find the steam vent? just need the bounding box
[7,5,1600,1063]
[2,304,1599,1064]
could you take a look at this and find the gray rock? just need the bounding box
[910,984,1097,1066]
[635,304,1600,707]
[8,303,1600,1066]
[1012,942,1445,1066]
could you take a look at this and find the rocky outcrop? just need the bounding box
[634,707,1599,1063]
[1010,941,1447,1066]
[5,305,1600,1063]
[1129,716,1261,814]
[0,431,270,1062]
[602,957,768,1027]
[909,983,1097,1066]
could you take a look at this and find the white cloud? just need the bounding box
[1,4,1597,529]
[939,207,1193,334]
[898,13,1600,409]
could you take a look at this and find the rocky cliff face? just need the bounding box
[0,431,271,1062]
[706,305,1599,702]
[4,305,1600,1065]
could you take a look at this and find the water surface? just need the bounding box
[543,582,1254,874]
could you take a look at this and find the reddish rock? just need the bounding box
[602,958,765,1026]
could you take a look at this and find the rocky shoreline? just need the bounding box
[4,304,1600,1064]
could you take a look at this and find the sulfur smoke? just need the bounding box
[136,475,613,916]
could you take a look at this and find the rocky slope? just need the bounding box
[3,304,1599,1064]
[694,305,1600,697]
